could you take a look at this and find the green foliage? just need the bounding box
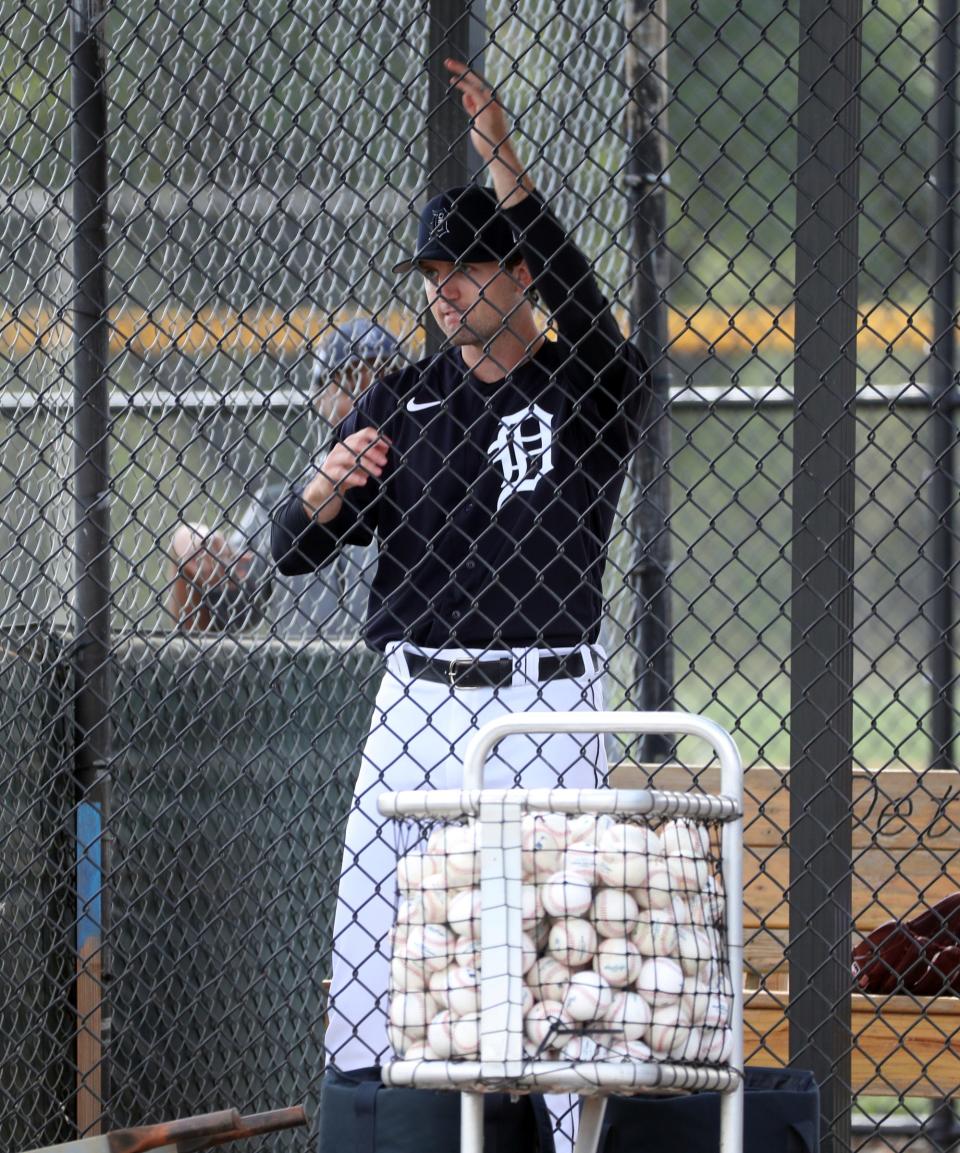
[666,0,938,316]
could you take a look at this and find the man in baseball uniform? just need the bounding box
[272,61,648,1140]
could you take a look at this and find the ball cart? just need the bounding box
[378,710,744,1153]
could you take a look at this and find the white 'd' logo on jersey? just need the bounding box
[488,404,554,511]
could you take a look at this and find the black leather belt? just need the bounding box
[406,650,586,688]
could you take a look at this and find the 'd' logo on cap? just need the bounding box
[430,209,450,238]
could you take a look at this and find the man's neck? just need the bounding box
[459,325,546,383]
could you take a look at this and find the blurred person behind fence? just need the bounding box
[167,318,400,636]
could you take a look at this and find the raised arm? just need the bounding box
[445,61,626,380]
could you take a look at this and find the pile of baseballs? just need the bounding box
[388,813,732,1066]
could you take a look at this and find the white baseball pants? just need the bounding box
[323,642,608,1147]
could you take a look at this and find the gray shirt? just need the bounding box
[218,482,374,638]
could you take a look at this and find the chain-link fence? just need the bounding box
[2,2,959,1151]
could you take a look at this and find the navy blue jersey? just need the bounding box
[272,192,648,652]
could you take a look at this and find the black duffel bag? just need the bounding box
[318,1066,555,1153]
[596,1066,819,1153]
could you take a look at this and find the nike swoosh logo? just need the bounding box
[406,398,443,412]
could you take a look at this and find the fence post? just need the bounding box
[624,0,673,761]
[71,0,112,1133]
[929,2,957,771]
[788,3,861,1150]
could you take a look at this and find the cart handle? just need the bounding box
[461,710,742,800]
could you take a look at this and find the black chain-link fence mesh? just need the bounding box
[3,2,959,1151]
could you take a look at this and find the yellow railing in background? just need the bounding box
[0,302,937,362]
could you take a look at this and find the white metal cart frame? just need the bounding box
[378,710,744,1153]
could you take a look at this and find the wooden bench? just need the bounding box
[613,762,960,1097]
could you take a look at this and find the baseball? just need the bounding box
[397,851,435,891]
[420,924,458,971]
[548,917,598,968]
[604,990,652,1041]
[700,958,733,1000]
[676,893,702,926]
[395,896,420,926]
[437,823,481,887]
[562,971,614,1022]
[667,854,710,893]
[387,1023,409,1057]
[682,988,730,1029]
[525,999,568,1049]
[451,1014,480,1057]
[632,910,679,958]
[399,884,447,925]
[449,936,479,973]
[527,956,572,1002]
[701,925,725,967]
[564,844,600,884]
[428,966,451,1009]
[671,894,695,926]
[389,991,438,1037]
[661,818,710,860]
[454,935,481,969]
[521,814,564,880]
[687,877,725,927]
[541,871,593,917]
[621,1038,654,1061]
[405,1040,428,1060]
[390,956,426,993]
[596,827,651,888]
[636,956,685,1005]
[649,1001,698,1059]
[522,882,545,927]
[698,1025,733,1064]
[535,811,572,843]
[677,926,713,977]
[592,888,640,937]
[560,1034,600,1062]
[426,825,446,856]
[426,1009,456,1058]
[563,813,616,853]
[601,822,653,855]
[565,813,598,846]
[446,887,480,937]
[595,937,642,988]
[446,963,481,1016]
[522,930,539,974]
[637,861,674,910]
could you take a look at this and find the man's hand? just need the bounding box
[167,523,235,630]
[444,59,534,208]
[302,426,391,524]
[171,524,232,586]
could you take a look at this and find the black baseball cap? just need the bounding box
[392,185,519,274]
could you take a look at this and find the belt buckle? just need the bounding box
[447,660,469,686]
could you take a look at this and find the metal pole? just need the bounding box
[425,0,487,355]
[929,3,958,770]
[71,0,112,1133]
[624,0,673,760]
[788,4,861,1151]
